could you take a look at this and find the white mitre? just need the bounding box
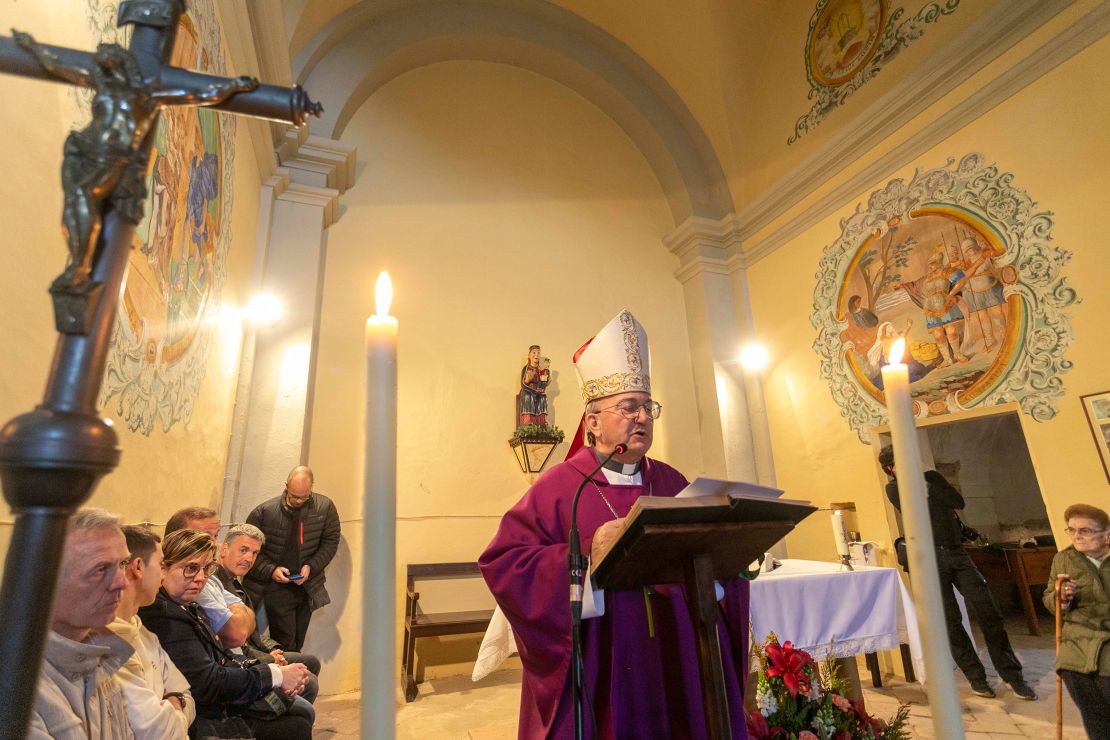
[572,309,650,404]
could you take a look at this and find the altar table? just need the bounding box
[750,559,974,685]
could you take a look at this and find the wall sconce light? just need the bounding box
[243,293,284,327]
[509,437,559,475]
[739,343,770,371]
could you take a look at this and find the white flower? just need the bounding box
[755,685,778,716]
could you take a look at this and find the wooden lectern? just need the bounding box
[591,494,816,740]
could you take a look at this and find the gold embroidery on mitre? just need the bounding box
[618,310,643,373]
[580,372,651,403]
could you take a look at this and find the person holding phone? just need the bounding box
[245,466,341,653]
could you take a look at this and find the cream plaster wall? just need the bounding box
[552,0,740,196]
[0,1,263,550]
[302,60,704,692]
[737,0,996,203]
[747,33,1110,567]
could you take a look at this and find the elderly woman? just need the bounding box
[1043,503,1110,738]
[140,529,313,739]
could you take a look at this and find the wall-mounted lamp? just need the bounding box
[243,293,284,327]
[509,435,560,475]
[738,343,770,371]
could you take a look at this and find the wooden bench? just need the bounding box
[402,562,495,702]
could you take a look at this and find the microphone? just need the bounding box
[567,440,629,739]
[568,442,628,602]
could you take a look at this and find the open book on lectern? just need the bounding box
[589,477,816,590]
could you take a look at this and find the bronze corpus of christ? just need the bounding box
[0,2,323,738]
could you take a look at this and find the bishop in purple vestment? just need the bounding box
[480,310,749,739]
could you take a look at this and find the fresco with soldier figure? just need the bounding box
[812,153,1077,440]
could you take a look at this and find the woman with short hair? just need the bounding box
[1044,503,1110,738]
[139,529,313,739]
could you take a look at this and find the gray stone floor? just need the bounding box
[311,616,1090,738]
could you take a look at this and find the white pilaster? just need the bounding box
[664,215,776,487]
[232,131,357,519]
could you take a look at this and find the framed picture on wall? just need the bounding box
[1080,391,1110,484]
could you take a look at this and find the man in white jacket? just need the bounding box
[108,524,196,738]
[28,508,136,739]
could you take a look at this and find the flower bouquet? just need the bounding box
[748,633,911,740]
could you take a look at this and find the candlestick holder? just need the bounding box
[839,554,854,571]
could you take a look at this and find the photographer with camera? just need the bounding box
[880,445,1036,701]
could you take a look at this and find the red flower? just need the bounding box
[764,641,816,698]
[746,710,784,740]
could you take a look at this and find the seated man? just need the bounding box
[109,524,196,739]
[28,508,136,739]
[166,506,255,648]
[215,523,322,705]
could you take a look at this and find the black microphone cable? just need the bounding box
[568,442,627,740]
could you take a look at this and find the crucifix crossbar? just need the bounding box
[0,2,322,738]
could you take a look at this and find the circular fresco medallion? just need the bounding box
[808,0,888,87]
[837,206,1022,415]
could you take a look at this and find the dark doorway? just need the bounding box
[880,411,1056,634]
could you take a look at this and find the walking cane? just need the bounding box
[1054,573,1068,740]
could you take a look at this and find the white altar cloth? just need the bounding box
[750,559,972,684]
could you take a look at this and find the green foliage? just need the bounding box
[512,424,565,443]
[819,645,850,697]
[748,634,912,740]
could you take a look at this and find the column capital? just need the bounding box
[277,126,358,192]
[272,168,341,229]
[663,215,747,283]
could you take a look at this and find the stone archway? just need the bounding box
[292,0,733,227]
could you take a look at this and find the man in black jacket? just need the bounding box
[880,445,1035,701]
[245,466,341,652]
[215,523,322,705]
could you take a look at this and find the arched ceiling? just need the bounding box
[284,0,736,225]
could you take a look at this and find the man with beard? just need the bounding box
[245,466,341,652]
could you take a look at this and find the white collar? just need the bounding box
[600,466,642,485]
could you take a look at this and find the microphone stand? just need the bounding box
[568,443,626,740]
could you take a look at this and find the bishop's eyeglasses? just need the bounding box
[596,400,663,420]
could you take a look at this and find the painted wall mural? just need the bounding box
[789,0,961,145]
[811,153,1078,441]
[88,0,238,434]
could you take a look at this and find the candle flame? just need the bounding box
[888,337,906,365]
[374,272,393,316]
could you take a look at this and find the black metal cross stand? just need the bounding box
[0,2,321,737]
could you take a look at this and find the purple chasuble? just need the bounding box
[480,447,750,739]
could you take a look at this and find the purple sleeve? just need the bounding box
[479,476,574,730]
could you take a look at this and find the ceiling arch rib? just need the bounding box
[295,0,733,225]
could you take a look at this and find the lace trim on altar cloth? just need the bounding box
[792,633,902,660]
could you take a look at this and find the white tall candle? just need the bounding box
[363,271,397,740]
[881,338,964,739]
[831,510,850,557]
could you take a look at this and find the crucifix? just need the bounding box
[0,2,322,737]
